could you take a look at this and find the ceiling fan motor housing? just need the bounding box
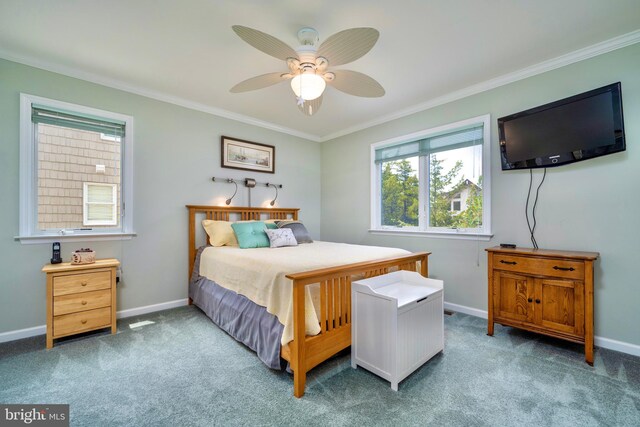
[295,46,318,65]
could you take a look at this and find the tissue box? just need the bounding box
[71,249,96,265]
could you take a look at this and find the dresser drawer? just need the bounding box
[53,271,111,296]
[53,307,111,337]
[492,254,584,280]
[53,289,111,316]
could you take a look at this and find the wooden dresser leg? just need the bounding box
[188,297,193,306]
[487,252,494,337]
[585,259,594,366]
[585,340,594,366]
[293,370,306,398]
[46,336,53,349]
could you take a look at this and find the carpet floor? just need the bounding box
[0,306,638,426]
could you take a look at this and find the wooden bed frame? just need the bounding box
[187,205,431,397]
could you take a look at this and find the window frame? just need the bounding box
[370,114,492,241]
[17,94,135,244]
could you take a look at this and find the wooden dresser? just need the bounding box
[485,247,598,364]
[42,259,120,349]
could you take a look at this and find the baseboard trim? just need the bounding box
[0,298,189,344]
[0,325,47,343]
[444,302,488,319]
[444,301,640,357]
[115,298,189,319]
[3,298,639,357]
[594,336,640,357]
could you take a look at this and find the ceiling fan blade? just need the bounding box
[318,28,379,66]
[296,95,323,116]
[329,70,385,97]
[232,25,298,61]
[230,72,290,93]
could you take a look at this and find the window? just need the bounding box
[18,94,134,243]
[371,115,491,239]
[83,183,118,226]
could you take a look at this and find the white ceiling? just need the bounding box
[1,0,639,141]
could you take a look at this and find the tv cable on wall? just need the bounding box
[525,168,546,249]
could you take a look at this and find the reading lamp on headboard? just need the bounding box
[212,177,284,207]
[266,183,282,206]
[224,179,238,205]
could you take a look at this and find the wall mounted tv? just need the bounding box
[498,82,625,170]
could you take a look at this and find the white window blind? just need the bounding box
[374,125,484,164]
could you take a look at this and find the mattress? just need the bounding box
[198,241,411,345]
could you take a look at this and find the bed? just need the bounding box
[187,205,430,397]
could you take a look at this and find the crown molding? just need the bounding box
[1,29,638,144]
[319,29,640,142]
[0,48,322,143]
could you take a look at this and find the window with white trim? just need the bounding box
[18,94,134,242]
[371,115,491,238]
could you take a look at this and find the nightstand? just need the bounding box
[42,259,120,349]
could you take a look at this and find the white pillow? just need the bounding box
[265,228,298,248]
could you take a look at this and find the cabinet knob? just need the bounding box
[527,298,533,303]
[81,319,87,324]
[81,281,88,286]
[81,301,87,305]
[535,299,541,304]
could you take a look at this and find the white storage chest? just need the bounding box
[351,271,444,391]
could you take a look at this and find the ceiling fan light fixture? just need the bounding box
[290,73,326,101]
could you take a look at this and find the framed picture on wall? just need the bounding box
[221,136,275,174]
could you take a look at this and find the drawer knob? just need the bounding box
[553,266,575,272]
[500,260,517,265]
[535,299,541,304]
[527,298,533,303]
[81,281,88,286]
[81,301,87,305]
[81,319,87,324]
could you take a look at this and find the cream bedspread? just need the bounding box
[199,241,410,345]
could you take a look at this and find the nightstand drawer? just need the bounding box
[53,271,111,296]
[493,254,584,279]
[53,289,111,316]
[53,307,111,337]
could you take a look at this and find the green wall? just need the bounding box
[0,58,321,334]
[321,44,640,347]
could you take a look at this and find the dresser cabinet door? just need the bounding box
[493,271,534,324]
[536,278,584,337]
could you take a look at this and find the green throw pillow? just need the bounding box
[231,221,270,249]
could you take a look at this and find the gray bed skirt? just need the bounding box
[189,247,285,370]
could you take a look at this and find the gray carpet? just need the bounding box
[1,306,638,426]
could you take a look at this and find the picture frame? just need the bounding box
[221,136,275,174]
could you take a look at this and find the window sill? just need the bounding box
[15,232,137,245]
[368,228,493,241]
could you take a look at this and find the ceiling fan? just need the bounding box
[230,25,385,116]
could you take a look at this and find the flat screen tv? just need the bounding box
[498,82,625,170]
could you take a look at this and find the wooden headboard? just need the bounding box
[185,205,299,279]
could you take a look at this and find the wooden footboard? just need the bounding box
[186,205,430,398]
[285,252,430,397]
